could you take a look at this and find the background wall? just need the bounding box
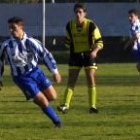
[0,3,139,36]
[0,3,139,63]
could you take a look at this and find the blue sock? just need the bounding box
[42,105,60,124]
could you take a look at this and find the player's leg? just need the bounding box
[64,68,81,108]
[42,85,57,101]
[32,68,61,127]
[85,68,98,113]
[58,53,82,113]
[58,68,81,113]
[33,91,61,127]
[84,52,98,113]
[13,70,61,127]
[34,68,57,102]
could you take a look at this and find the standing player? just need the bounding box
[58,3,103,113]
[0,17,62,127]
[125,9,140,71]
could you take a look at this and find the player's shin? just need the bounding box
[42,105,61,125]
[63,86,74,108]
[33,93,61,126]
[88,86,97,108]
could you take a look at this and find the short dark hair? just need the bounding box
[74,3,87,12]
[8,16,24,26]
[128,9,138,16]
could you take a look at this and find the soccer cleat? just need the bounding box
[57,104,68,113]
[89,107,99,114]
[54,121,62,128]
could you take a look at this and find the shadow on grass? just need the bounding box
[0,100,27,103]
[50,75,140,86]
[0,121,51,129]
[3,74,140,87]
[67,104,140,116]
[0,104,140,129]
[63,104,140,128]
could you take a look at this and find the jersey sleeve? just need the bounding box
[131,23,140,35]
[42,48,58,74]
[30,38,58,74]
[89,22,103,49]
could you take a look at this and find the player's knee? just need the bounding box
[33,93,49,108]
[68,79,77,87]
[47,93,57,101]
[52,93,57,100]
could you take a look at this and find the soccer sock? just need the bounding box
[88,86,97,108]
[42,105,60,124]
[63,86,74,108]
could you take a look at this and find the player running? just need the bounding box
[125,9,140,71]
[0,17,62,127]
[58,3,103,113]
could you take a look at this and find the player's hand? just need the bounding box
[90,46,101,59]
[136,32,140,40]
[0,81,3,90]
[53,72,62,84]
[90,51,97,59]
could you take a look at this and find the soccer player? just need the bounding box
[0,17,62,127]
[125,9,140,71]
[58,3,103,113]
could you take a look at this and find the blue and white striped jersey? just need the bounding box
[130,19,140,51]
[0,33,58,78]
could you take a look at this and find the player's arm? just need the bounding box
[124,26,139,50]
[42,48,61,83]
[133,24,140,40]
[65,22,72,48]
[133,32,140,41]
[90,22,103,59]
[33,39,61,83]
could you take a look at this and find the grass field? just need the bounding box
[0,63,140,140]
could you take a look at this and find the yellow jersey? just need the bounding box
[65,18,103,53]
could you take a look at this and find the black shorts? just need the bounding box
[69,52,97,69]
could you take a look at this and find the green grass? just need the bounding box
[0,63,140,140]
